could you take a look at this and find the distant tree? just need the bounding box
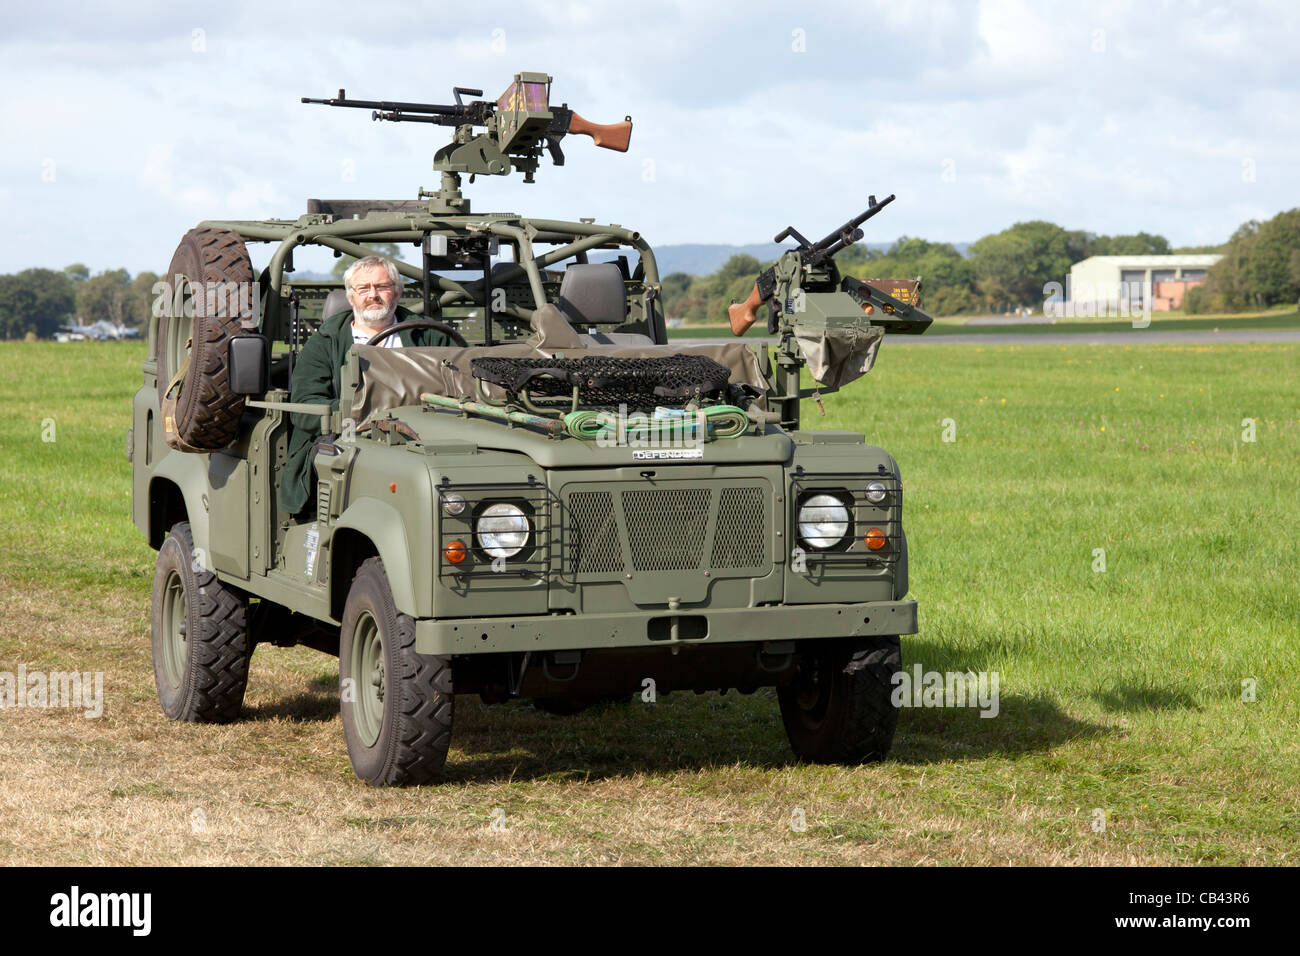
[661,272,692,297]
[0,269,76,339]
[76,269,132,326]
[713,254,762,283]
[1185,220,1259,313]
[1245,208,1300,305]
[970,221,1085,311]
[1089,232,1171,256]
[64,263,90,283]
[659,272,694,319]
[127,271,162,328]
[833,243,879,266]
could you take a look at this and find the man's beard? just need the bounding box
[355,303,396,325]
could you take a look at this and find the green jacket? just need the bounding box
[279,306,454,515]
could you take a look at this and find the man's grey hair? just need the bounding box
[343,255,402,293]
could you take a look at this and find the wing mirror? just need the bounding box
[228,334,270,396]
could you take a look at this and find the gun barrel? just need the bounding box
[821,227,865,261]
[811,194,896,254]
[302,93,466,117]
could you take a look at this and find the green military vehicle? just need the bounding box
[129,73,933,785]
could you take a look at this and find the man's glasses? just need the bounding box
[351,282,396,295]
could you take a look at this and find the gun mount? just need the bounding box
[304,72,632,214]
[728,194,934,428]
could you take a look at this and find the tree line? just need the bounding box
[1183,209,1300,313]
[0,264,160,340]
[660,209,1299,321]
[3,210,1296,337]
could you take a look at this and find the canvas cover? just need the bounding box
[794,323,885,389]
[350,306,769,423]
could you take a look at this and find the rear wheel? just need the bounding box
[151,521,252,722]
[339,558,453,785]
[778,638,901,763]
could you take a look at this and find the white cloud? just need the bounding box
[0,0,1297,272]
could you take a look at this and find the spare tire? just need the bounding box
[157,228,255,450]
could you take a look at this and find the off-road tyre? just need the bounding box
[157,227,255,450]
[778,637,901,764]
[151,521,252,722]
[339,557,453,786]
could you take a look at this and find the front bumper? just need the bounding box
[415,599,917,656]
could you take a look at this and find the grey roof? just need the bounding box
[1072,254,1223,268]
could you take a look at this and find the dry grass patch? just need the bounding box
[0,577,1253,866]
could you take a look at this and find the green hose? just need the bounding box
[562,405,749,442]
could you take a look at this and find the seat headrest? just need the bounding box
[322,288,351,323]
[557,263,627,325]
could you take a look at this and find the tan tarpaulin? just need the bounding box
[350,307,769,423]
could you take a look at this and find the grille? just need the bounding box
[623,488,712,571]
[710,487,767,569]
[568,492,623,574]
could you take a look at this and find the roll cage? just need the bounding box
[200,207,667,349]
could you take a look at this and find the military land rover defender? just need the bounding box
[129,73,933,784]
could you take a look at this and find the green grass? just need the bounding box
[1,339,1298,864]
[0,342,148,593]
[923,310,1300,336]
[666,309,1300,338]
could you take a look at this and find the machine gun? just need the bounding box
[303,72,632,187]
[728,194,897,335]
[727,194,933,428]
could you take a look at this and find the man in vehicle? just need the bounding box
[279,255,456,515]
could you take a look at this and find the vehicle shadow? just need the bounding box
[1089,686,1201,713]
[439,688,1112,784]
[241,675,340,723]
[889,692,1109,764]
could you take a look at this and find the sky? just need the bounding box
[3,0,1298,275]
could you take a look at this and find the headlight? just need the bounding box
[476,503,530,558]
[441,492,467,517]
[798,494,850,550]
[865,481,887,504]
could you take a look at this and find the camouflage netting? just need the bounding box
[470,354,732,408]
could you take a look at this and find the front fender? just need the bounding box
[332,497,420,617]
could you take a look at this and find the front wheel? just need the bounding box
[777,637,901,764]
[339,557,453,785]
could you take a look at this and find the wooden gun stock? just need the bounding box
[568,112,633,152]
[728,283,764,336]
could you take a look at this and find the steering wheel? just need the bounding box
[366,319,468,349]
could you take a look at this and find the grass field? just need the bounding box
[668,308,1300,338]
[1,340,1297,865]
